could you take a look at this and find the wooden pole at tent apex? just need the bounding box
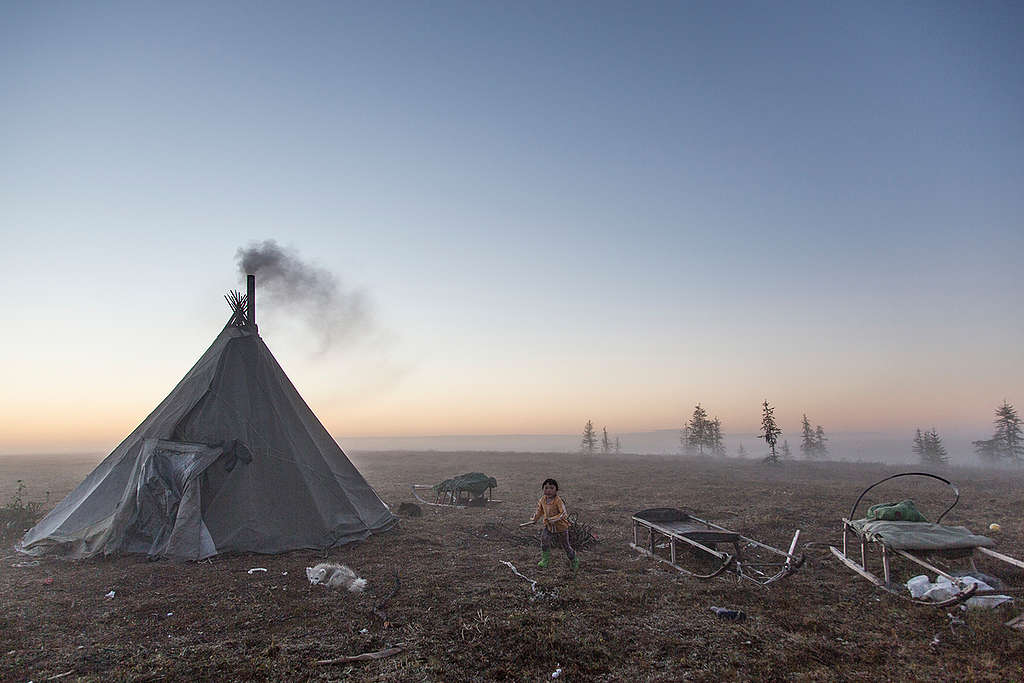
[247,274,256,328]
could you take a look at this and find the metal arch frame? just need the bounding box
[847,471,959,524]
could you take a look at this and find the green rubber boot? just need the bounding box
[538,550,551,568]
[571,556,579,572]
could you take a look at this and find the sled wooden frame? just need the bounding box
[410,484,502,508]
[629,508,804,586]
[828,472,1024,607]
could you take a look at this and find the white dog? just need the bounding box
[305,562,367,593]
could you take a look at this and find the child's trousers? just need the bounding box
[540,527,576,560]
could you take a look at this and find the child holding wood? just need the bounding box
[525,478,578,571]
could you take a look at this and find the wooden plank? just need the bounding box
[687,514,797,558]
[786,529,801,567]
[831,546,978,608]
[894,549,961,582]
[629,543,733,579]
[978,547,1024,570]
[829,546,893,591]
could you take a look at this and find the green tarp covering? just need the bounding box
[866,499,928,522]
[433,472,497,498]
[850,519,995,551]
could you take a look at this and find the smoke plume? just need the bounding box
[235,239,371,351]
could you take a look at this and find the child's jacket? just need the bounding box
[533,495,570,533]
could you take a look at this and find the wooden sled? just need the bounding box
[630,508,803,586]
[410,483,502,508]
[829,472,1024,607]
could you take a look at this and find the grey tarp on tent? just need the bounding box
[18,321,396,559]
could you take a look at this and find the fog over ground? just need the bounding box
[339,429,987,465]
[0,431,990,466]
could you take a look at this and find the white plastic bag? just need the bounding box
[906,575,931,599]
[907,574,1013,608]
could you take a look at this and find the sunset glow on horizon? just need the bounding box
[2,3,1021,455]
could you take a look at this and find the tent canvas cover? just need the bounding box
[18,288,396,559]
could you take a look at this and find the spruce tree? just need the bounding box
[601,427,611,454]
[581,420,597,455]
[912,429,925,461]
[976,401,1024,465]
[687,404,710,456]
[679,426,693,455]
[737,443,747,458]
[922,428,949,465]
[710,417,726,456]
[800,414,816,459]
[973,437,999,463]
[994,401,1023,464]
[781,440,792,459]
[614,437,621,455]
[761,400,783,465]
[814,425,829,458]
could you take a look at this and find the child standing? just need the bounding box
[527,478,578,571]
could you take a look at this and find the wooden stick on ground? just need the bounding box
[315,644,406,665]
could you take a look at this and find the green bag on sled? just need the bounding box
[866,499,928,523]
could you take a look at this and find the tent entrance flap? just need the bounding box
[117,439,224,556]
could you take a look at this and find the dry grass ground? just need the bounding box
[1,451,1023,681]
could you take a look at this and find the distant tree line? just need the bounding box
[674,402,818,465]
[910,401,1022,467]
[580,420,622,455]
[583,399,1019,466]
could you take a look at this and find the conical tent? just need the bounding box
[18,290,396,559]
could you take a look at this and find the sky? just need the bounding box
[1,1,1022,454]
